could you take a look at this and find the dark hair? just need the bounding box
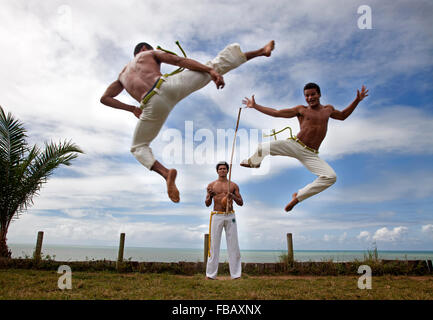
[134,42,153,56]
[304,82,321,95]
[216,161,229,171]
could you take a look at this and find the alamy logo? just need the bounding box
[161,121,272,175]
[358,5,373,29]
[357,265,372,289]
[58,265,72,290]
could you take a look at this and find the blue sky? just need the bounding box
[2,0,433,251]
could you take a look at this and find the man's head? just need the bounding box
[134,42,154,56]
[303,82,321,107]
[216,161,229,177]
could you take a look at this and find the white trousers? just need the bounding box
[248,139,337,202]
[206,212,241,279]
[130,43,247,169]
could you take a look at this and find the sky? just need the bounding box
[2,0,433,251]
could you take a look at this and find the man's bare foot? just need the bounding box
[263,40,275,57]
[245,41,275,60]
[205,276,217,280]
[166,169,180,203]
[284,193,299,212]
[240,159,260,168]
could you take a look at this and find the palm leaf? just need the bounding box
[1,106,83,257]
[2,145,40,221]
[1,106,29,227]
[11,140,84,217]
[0,106,83,233]
[0,106,28,166]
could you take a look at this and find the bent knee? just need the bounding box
[320,173,337,185]
[130,144,154,170]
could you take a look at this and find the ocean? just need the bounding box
[8,244,433,263]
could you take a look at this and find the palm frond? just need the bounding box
[2,145,41,219]
[0,106,30,222]
[1,106,83,257]
[11,140,84,216]
[0,106,28,166]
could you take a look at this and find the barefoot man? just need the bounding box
[241,83,368,211]
[100,40,275,202]
[205,161,243,280]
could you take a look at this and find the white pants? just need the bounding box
[206,212,241,279]
[248,139,337,202]
[131,43,247,169]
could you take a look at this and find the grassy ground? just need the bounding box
[0,269,432,300]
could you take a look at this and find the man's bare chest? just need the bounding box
[212,182,235,194]
[299,107,332,125]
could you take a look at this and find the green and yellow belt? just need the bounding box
[140,41,187,110]
[264,126,319,154]
[139,77,166,109]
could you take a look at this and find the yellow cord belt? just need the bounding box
[140,41,187,109]
[264,126,319,154]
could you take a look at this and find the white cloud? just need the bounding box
[319,171,433,204]
[2,0,433,250]
[7,212,207,248]
[339,232,348,243]
[421,224,433,237]
[323,234,336,242]
[357,231,371,241]
[323,106,433,159]
[372,226,408,242]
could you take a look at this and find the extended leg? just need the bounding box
[171,40,276,103]
[244,40,275,60]
[241,140,290,168]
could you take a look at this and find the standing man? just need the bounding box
[100,40,275,203]
[241,83,368,212]
[205,161,243,280]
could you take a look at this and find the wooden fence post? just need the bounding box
[33,231,44,261]
[427,260,433,274]
[204,233,209,270]
[116,233,125,270]
[287,233,294,263]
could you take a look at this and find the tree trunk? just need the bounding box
[0,226,11,258]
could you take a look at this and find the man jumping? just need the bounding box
[100,40,275,202]
[241,83,368,212]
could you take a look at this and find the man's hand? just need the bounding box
[225,192,234,206]
[132,106,142,119]
[207,186,216,197]
[209,69,225,89]
[357,85,369,102]
[242,95,256,109]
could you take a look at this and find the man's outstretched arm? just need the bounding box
[100,80,142,118]
[153,51,225,89]
[331,85,369,120]
[242,95,301,118]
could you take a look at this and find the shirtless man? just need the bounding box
[205,161,243,280]
[100,40,275,203]
[241,83,368,212]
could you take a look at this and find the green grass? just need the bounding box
[0,269,432,300]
